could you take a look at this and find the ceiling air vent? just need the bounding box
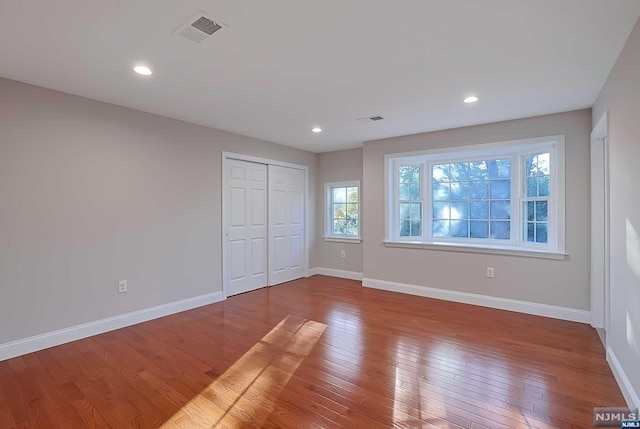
[355,115,385,124]
[174,12,225,43]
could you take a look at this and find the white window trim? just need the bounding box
[384,135,566,258]
[324,181,362,242]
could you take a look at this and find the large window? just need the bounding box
[324,181,361,241]
[386,136,565,256]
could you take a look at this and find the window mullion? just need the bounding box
[424,161,430,240]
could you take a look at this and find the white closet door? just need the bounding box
[226,159,268,296]
[268,165,305,285]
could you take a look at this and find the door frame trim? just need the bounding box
[590,111,609,338]
[222,152,309,298]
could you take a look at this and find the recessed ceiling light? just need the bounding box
[464,96,479,103]
[312,127,322,133]
[133,65,153,76]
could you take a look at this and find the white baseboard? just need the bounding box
[607,345,640,410]
[308,267,363,281]
[362,277,591,324]
[0,291,225,362]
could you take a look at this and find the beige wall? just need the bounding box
[314,148,364,273]
[593,18,640,408]
[0,77,317,344]
[362,109,592,310]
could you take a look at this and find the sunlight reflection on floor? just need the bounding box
[157,315,327,428]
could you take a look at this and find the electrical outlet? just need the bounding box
[486,267,495,278]
[340,250,346,258]
[118,280,128,293]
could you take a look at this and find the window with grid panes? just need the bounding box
[324,181,360,239]
[387,136,565,255]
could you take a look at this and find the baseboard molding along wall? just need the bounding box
[362,277,591,324]
[0,291,225,362]
[607,345,640,410]
[308,267,363,281]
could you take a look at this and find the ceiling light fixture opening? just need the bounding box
[312,127,322,133]
[133,65,153,76]
[464,96,479,103]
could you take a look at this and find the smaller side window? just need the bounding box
[522,152,551,244]
[325,181,360,239]
[398,165,423,237]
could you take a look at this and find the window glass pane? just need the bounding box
[451,220,468,238]
[347,187,358,202]
[490,180,511,199]
[470,221,489,238]
[525,155,538,176]
[433,202,449,219]
[490,200,510,219]
[432,164,449,182]
[450,201,468,220]
[411,220,422,236]
[449,162,468,181]
[399,166,421,201]
[489,159,511,179]
[490,221,510,240]
[450,181,469,200]
[538,176,550,197]
[344,218,358,235]
[527,177,537,197]
[537,153,550,175]
[469,181,488,199]
[470,201,488,219]
[333,203,346,218]
[409,183,420,200]
[399,183,410,200]
[333,187,346,203]
[536,223,548,243]
[410,203,421,220]
[526,222,535,242]
[469,161,488,179]
[400,203,411,219]
[333,219,346,234]
[535,201,548,221]
[525,201,535,221]
[433,220,450,237]
[432,183,450,201]
[400,199,421,236]
[400,203,410,219]
[346,203,358,220]
[400,220,411,236]
[400,166,420,183]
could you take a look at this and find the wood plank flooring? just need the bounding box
[0,276,625,428]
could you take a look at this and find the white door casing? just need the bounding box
[225,159,268,296]
[590,111,609,335]
[268,165,305,285]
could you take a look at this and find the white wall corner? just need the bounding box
[0,291,225,362]
[607,346,640,410]
[362,277,591,324]
[308,267,363,281]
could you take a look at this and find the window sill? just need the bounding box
[383,240,566,260]
[323,236,362,243]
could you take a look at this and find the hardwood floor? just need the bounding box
[0,275,625,428]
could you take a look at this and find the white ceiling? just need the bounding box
[1,1,639,153]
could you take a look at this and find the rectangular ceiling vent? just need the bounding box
[174,12,224,43]
[355,115,384,124]
[191,16,222,35]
